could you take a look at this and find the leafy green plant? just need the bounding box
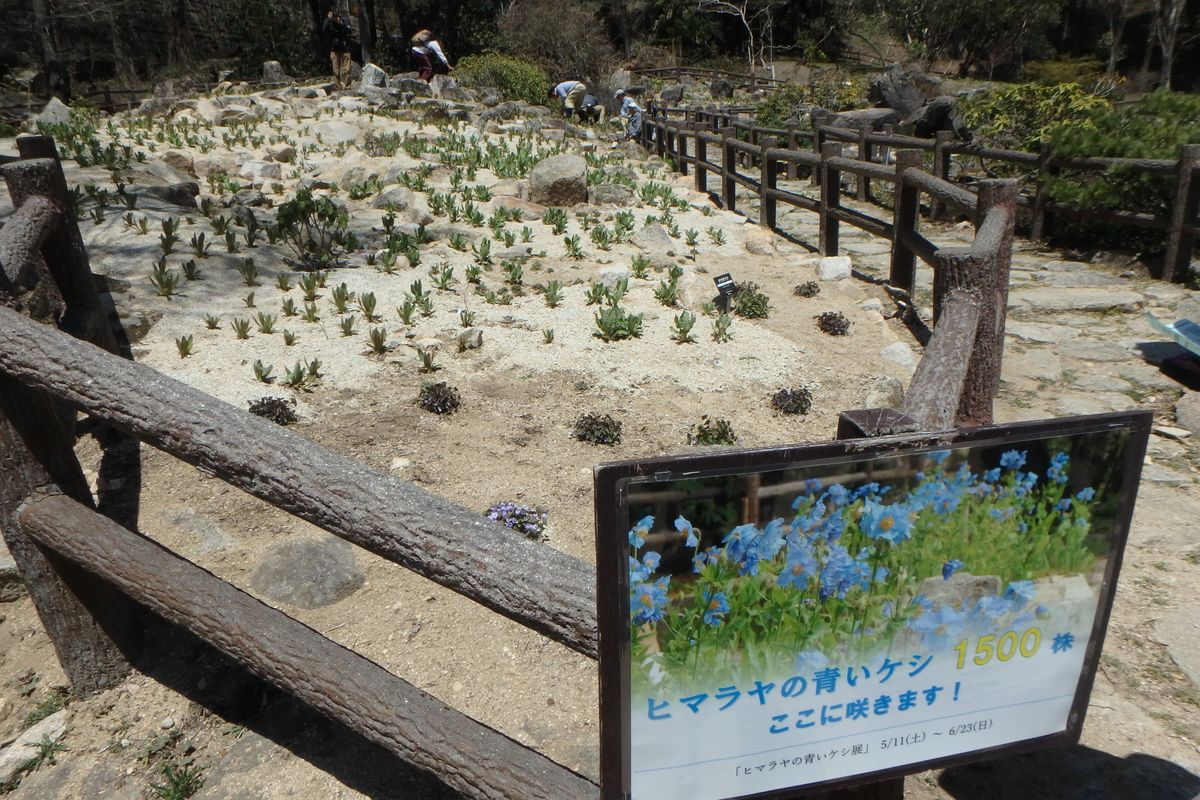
[418,381,461,414]
[460,308,476,327]
[418,348,439,373]
[573,412,622,445]
[151,760,205,800]
[331,283,353,313]
[368,326,389,354]
[544,207,568,235]
[671,311,697,343]
[358,291,379,321]
[542,280,564,308]
[175,334,194,357]
[472,237,493,266]
[301,302,320,322]
[453,52,549,105]
[298,273,321,301]
[254,312,277,334]
[585,282,608,305]
[794,281,820,298]
[706,227,727,246]
[282,329,297,346]
[594,305,644,342]
[432,264,455,290]
[340,315,357,336]
[733,281,770,319]
[232,318,252,339]
[397,300,417,325]
[253,360,273,382]
[181,259,201,281]
[282,361,307,389]
[542,328,555,344]
[150,261,180,299]
[630,254,651,279]
[817,310,851,335]
[237,258,259,286]
[243,292,256,308]
[204,314,221,329]
[689,415,736,446]
[225,230,240,253]
[503,260,523,288]
[564,235,584,260]
[275,187,357,269]
[190,232,211,257]
[961,82,1109,151]
[771,386,814,415]
[755,75,869,127]
[712,312,733,342]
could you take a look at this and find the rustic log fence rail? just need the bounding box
[2,132,1008,799]
[647,105,1200,282]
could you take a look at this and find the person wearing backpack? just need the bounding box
[411,29,451,82]
[323,11,354,90]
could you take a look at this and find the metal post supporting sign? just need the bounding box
[714,273,736,314]
[595,412,1150,800]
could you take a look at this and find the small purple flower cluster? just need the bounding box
[485,501,548,542]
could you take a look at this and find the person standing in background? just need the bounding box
[411,29,451,82]
[323,11,354,90]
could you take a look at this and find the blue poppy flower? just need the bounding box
[631,576,670,625]
[1075,487,1096,502]
[1000,450,1027,471]
[1047,452,1070,484]
[861,499,912,545]
[674,515,700,548]
[984,467,1002,482]
[628,515,654,549]
[777,538,818,590]
[942,559,965,580]
[793,650,829,673]
[702,591,729,626]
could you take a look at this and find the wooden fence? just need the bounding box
[647,105,1200,283]
[0,134,1012,800]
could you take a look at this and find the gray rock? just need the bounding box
[457,328,484,350]
[1058,340,1134,362]
[249,536,365,609]
[868,63,931,118]
[863,376,904,409]
[34,97,71,125]
[1155,603,1200,688]
[389,75,432,96]
[630,224,675,254]
[161,148,195,177]
[0,710,69,784]
[262,61,289,82]
[710,79,734,100]
[1008,287,1143,313]
[828,107,899,130]
[231,188,268,207]
[914,572,1003,613]
[360,62,387,89]
[880,342,916,370]
[596,265,631,290]
[371,186,418,210]
[587,183,635,205]
[1068,373,1134,394]
[660,85,684,103]
[1002,349,1062,383]
[818,256,852,281]
[265,143,295,163]
[609,68,632,90]
[313,119,360,144]
[496,245,533,261]
[130,182,199,209]
[1054,392,1138,416]
[492,195,545,219]
[0,540,22,602]
[1175,391,1200,433]
[118,307,162,343]
[479,89,502,107]
[166,507,237,552]
[428,74,458,98]
[906,95,969,139]
[528,154,588,207]
[1141,462,1192,485]
[1006,321,1079,344]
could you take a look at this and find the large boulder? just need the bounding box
[389,75,432,96]
[660,84,685,103]
[33,97,71,126]
[588,183,636,206]
[815,107,899,130]
[868,63,933,118]
[429,74,458,98]
[710,79,734,100]
[528,154,588,206]
[493,195,547,220]
[907,95,971,140]
[360,62,387,89]
[262,60,290,83]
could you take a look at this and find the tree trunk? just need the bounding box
[1156,0,1185,88]
[31,0,58,65]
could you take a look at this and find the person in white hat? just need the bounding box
[615,89,643,140]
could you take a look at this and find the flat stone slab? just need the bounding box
[1035,270,1127,288]
[1054,392,1139,417]
[249,536,365,609]
[1059,340,1137,362]
[1068,373,1135,394]
[1140,462,1193,485]
[1006,322,1079,344]
[1002,349,1062,383]
[1009,287,1144,313]
[1155,603,1200,689]
[0,710,69,784]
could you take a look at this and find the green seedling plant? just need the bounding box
[176,335,194,357]
[712,312,733,342]
[707,226,727,245]
[449,233,468,252]
[301,302,320,322]
[671,311,697,343]
[591,225,614,251]
[465,265,482,284]
[151,760,205,800]
[283,330,298,346]
[432,264,455,290]
[397,300,417,325]
[630,254,651,279]
[243,292,256,308]
[298,274,320,301]
[594,305,644,342]
[281,298,298,317]
[275,274,292,292]
[585,282,607,305]
[543,328,555,344]
[232,318,252,339]
[368,326,389,354]
[459,308,476,327]
[358,292,379,321]
[203,314,220,329]
[282,362,307,389]
[150,260,180,299]
[190,232,211,257]
[340,315,357,336]
[544,207,568,235]
[136,216,150,235]
[331,283,353,313]
[253,360,273,382]
[181,259,201,281]
[472,238,493,266]
[237,258,259,286]
[606,276,630,306]
[225,230,239,253]
[503,260,523,288]
[418,348,439,373]
[564,235,584,260]
[253,313,276,334]
[543,280,564,308]
[418,296,435,317]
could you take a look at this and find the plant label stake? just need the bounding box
[714,273,735,314]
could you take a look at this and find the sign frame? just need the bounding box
[594,411,1151,800]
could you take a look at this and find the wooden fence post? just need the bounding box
[955,179,1019,426]
[695,132,708,195]
[759,139,777,231]
[656,118,666,159]
[931,130,955,219]
[811,123,825,186]
[1029,143,1053,242]
[677,125,689,177]
[721,128,737,213]
[857,126,873,202]
[1163,143,1200,283]
[786,125,799,180]
[889,150,924,292]
[820,142,843,256]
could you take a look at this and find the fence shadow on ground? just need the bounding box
[938,745,1200,800]
[128,613,464,800]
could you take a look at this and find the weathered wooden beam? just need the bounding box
[899,289,982,430]
[888,150,924,292]
[820,142,843,257]
[1163,144,1200,283]
[18,494,599,800]
[0,195,59,295]
[0,305,599,659]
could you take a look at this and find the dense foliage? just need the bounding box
[453,53,548,105]
[755,74,869,127]
[959,83,1109,151]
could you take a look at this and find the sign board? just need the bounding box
[714,274,736,296]
[595,412,1150,800]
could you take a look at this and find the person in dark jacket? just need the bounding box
[323,11,354,90]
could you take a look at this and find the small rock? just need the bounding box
[159,717,176,730]
[1141,462,1192,485]
[863,376,904,408]
[1155,603,1200,689]
[818,256,852,281]
[660,85,684,103]
[630,224,675,253]
[360,63,387,89]
[33,97,71,125]
[265,143,295,163]
[1152,425,1191,441]
[492,196,546,220]
[596,265,631,290]
[743,233,775,256]
[161,149,195,177]
[0,544,22,603]
[880,342,916,370]
[249,536,365,609]
[860,298,884,313]
[262,61,289,82]
[390,457,412,471]
[457,328,484,350]
[587,183,635,206]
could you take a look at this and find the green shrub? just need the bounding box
[755,74,869,128]
[274,188,357,270]
[959,82,1109,151]
[1023,57,1105,88]
[454,53,549,106]
[1043,90,1200,256]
